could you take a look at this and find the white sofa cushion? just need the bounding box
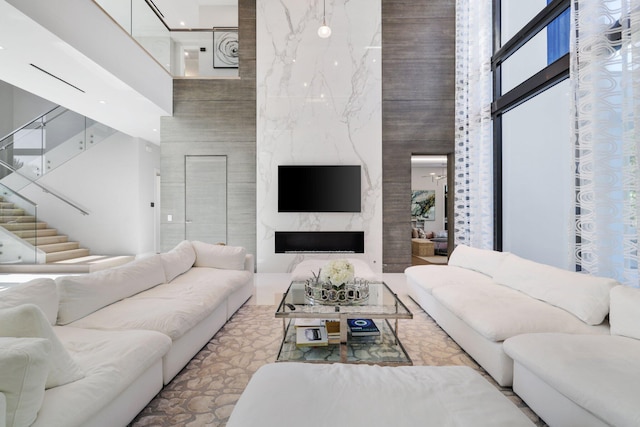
[492,254,618,325]
[504,333,640,427]
[404,265,496,295]
[610,285,640,340]
[67,268,252,340]
[192,241,247,270]
[160,240,196,282]
[0,392,6,427]
[447,244,509,277]
[56,255,167,325]
[0,304,84,389]
[32,327,171,427]
[291,258,379,281]
[0,391,6,427]
[432,282,609,342]
[228,363,534,427]
[0,279,58,325]
[0,337,50,427]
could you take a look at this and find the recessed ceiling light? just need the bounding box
[153,128,158,132]
[184,52,189,57]
[180,21,185,26]
[0,46,4,50]
[98,100,106,104]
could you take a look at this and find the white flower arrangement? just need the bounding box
[319,259,355,288]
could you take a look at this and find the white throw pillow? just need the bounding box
[448,244,509,278]
[56,254,167,325]
[161,240,196,282]
[192,241,247,270]
[493,254,619,325]
[0,304,84,389]
[290,258,379,281]
[610,285,640,340]
[0,337,50,427]
[0,279,59,325]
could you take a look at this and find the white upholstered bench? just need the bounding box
[227,363,534,427]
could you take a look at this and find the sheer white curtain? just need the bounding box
[453,0,494,249]
[572,0,640,286]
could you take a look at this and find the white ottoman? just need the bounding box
[227,363,534,427]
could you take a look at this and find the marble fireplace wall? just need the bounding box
[256,0,382,272]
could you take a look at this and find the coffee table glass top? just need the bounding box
[275,281,413,365]
[275,281,412,319]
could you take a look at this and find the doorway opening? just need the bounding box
[410,155,449,265]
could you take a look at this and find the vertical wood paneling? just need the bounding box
[382,0,456,272]
[160,1,257,258]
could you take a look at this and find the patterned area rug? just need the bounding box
[130,298,546,426]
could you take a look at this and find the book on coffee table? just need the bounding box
[294,318,324,328]
[296,326,328,347]
[325,320,341,344]
[347,319,380,337]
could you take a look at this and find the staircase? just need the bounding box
[0,197,90,263]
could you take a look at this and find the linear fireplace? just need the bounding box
[275,231,365,253]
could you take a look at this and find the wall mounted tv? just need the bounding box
[278,165,361,212]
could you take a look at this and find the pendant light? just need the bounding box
[317,0,331,38]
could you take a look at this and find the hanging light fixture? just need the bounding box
[317,0,331,38]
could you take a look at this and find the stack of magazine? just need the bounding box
[294,318,380,347]
[294,319,328,347]
[347,319,380,337]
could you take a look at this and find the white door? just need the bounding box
[185,155,227,244]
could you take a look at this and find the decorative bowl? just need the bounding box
[304,278,370,305]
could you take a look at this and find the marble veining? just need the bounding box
[257,0,382,272]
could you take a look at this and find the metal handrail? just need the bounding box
[0,181,38,209]
[0,105,65,149]
[0,159,89,216]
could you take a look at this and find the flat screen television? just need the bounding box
[278,165,361,212]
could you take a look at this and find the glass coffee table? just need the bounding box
[275,281,413,365]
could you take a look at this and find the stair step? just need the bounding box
[0,202,15,209]
[11,228,57,238]
[0,215,37,223]
[38,242,80,253]
[0,208,25,216]
[24,235,69,245]
[46,248,91,263]
[1,222,48,231]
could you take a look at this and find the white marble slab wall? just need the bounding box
[256,0,382,273]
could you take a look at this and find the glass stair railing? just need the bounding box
[0,106,117,193]
[0,106,114,264]
[93,0,236,78]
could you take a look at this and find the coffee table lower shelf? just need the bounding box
[276,319,412,366]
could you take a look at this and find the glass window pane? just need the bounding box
[501,80,571,269]
[500,10,570,94]
[501,0,547,45]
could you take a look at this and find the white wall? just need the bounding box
[502,79,572,269]
[0,82,14,138]
[256,0,382,273]
[19,133,160,255]
[411,166,447,234]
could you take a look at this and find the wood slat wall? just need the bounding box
[382,0,455,272]
[160,0,257,256]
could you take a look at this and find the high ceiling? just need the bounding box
[0,0,172,144]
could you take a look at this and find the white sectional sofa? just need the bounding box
[503,285,640,427]
[405,244,618,387]
[0,240,254,427]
